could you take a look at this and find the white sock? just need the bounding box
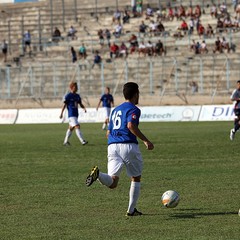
[98,172,113,187]
[64,129,72,144]
[127,181,141,213]
[102,123,106,130]
[75,128,84,143]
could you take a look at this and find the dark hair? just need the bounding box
[237,80,240,84]
[123,82,139,100]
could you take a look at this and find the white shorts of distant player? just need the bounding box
[68,117,80,127]
[103,107,111,120]
[107,143,143,177]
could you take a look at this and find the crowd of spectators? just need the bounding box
[46,2,240,65]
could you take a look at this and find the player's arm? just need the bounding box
[230,91,240,101]
[79,99,87,113]
[96,99,101,111]
[60,103,66,119]
[127,122,154,150]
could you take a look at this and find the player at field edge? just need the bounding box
[86,82,154,216]
[59,81,88,146]
[96,87,114,130]
[230,80,240,140]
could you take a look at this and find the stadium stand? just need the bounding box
[0,0,239,107]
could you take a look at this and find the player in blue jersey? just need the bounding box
[230,80,240,140]
[86,82,154,216]
[60,81,88,145]
[96,87,114,130]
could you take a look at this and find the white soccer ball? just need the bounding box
[161,190,180,208]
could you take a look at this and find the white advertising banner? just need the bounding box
[140,106,201,122]
[199,105,235,121]
[0,109,18,124]
[16,109,63,124]
[1,0,14,3]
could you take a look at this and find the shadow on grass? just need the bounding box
[169,210,238,219]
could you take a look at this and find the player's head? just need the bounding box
[69,81,78,93]
[237,80,240,90]
[123,82,139,104]
[105,87,110,94]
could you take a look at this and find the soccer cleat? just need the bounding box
[125,208,143,217]
[63,142,70,146]
[82,140,88,145]
[230,129,235,141]
[86,166,99,186]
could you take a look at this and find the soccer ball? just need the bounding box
[161,190,180,208]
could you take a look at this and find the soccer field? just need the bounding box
[1,122,240,240]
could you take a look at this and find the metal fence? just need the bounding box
[0,55,239,103]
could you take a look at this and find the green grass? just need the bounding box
[1,122,240,240]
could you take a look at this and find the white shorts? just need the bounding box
[68,117,79,127]
[107,143,143,177]
[103,107,111,119]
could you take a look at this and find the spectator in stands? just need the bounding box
[52,27,62,42]
[104,29,111,47]
[155,40,164,56]
[187,5,193,18]
[98,29,104,46]
[146,40,154,56]
[112,9,121,24]
[195,42,201,54]
[206,24,214,37]
[138,41,146,57]
[149,20,157,36]
[157,21,165,35]
[194,5,201,19]
[210,4,218,18]
[201,40,208,54]
[79,43,87,59]
[178,20,188,34]
[119,42,128,58]
[221,37,230,53]
[132,4,138,18]
[92,51,102,69]
[232,16,239,29]
[197,22,205,37]
[179,5,186,18]
[2,39,8,62]
[188,17,195,35]
[190,40,196,52]
[223,16,232,28]
[71,46,77,63]
[67,26,77,40]
[213,37,222,53]
[139,21,148,36]
[189,81,198,94]
[136,0,143,16]
[216,18,224,32]
[110,42,119,59]
[236,3,240,19]
[173,6,179,20]
[167,6,174,21]
[129,34,138,54]
[219,2,227,16]
[122,9,130,24]
[145,4,154,20]
[23,30,31,53]
[113,23,123,38]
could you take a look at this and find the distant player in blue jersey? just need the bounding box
[230,80,240,140]
[60,81,88,146]
[86,82,154,216]
[96,87,114,130]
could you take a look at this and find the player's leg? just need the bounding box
[230,111,240,140]
[63,124,73,145]
[70,117,88,145]
[125,144,143,216]
[86,144,123,187]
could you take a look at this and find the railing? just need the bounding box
[0,56,238,103]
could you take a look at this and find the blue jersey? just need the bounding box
[64,92,81,118]
[108,102,140,145]
[100,94,113,108]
